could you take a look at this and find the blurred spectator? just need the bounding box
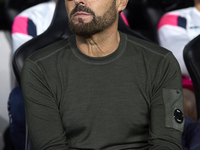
[9,0,56,149]
[8,86,24,150]
[157,0,200,121]
[12,0,56,52]
[158,1,200,149]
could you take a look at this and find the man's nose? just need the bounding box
[73,0,87,6]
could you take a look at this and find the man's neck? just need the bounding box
[75,26,120,57]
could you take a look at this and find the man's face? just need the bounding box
[65,0,118,37]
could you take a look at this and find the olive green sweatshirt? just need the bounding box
[21,32,184,150]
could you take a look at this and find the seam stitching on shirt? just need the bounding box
[127,38,169,57]
[34,43,69,63]
[156,52,171,90]
[26,59,44,74]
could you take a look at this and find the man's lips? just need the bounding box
[72,12,92,18]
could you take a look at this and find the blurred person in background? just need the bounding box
[158,0,200,149]
[8,0,56,149]
[158,0,200,122]
[12,0,56,52]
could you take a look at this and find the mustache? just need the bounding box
[70,5,95,18]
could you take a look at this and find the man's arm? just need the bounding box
[149,52,184,149]
[12,16,37,52]
[158,13,190,77]
[21,59,68,150]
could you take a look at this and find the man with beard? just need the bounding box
[21,0,184,149]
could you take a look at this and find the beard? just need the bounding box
[68,0,117,37]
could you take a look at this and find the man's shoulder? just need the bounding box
[27,38,70,63]
[126,34,170,57]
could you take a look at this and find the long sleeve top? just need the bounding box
[21,32,184,150]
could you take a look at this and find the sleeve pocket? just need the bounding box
[163,88,184,132]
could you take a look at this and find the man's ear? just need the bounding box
[117,0,129,12]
